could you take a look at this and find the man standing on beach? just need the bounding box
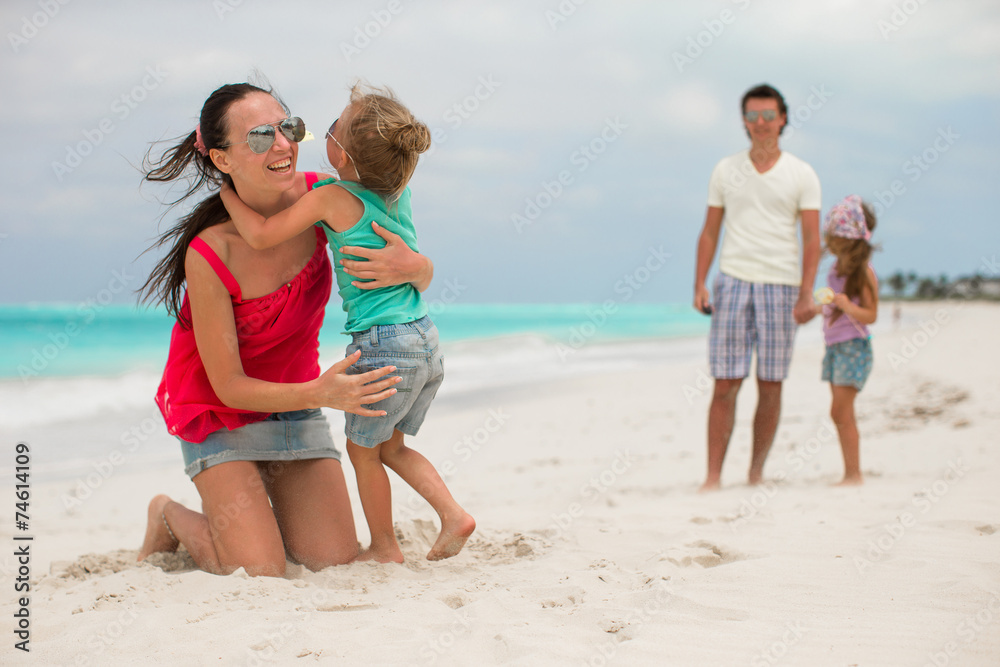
[693,83,821,491]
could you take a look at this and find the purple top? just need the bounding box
[823,263,875,345]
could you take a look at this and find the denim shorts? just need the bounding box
[709,272,798,382]
[344,315,444,448]
[179,408,342,479]
[822,337,873,391]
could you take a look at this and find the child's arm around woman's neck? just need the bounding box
[221,178,364,250]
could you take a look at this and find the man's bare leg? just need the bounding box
[748,379,782,485]
[700,378,743,492]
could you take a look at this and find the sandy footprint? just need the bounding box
[51,549,146,579]
[463,530,548,564]
[658,540,751,569]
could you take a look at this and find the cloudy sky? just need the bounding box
[3,0,998,306]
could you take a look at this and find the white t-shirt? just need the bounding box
[707,150,821,286]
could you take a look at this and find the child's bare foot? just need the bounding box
[138,495,179,561]
[354,544,404,564]
[427,512,476,561]
[834,475,864,487]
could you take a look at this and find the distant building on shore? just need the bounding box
[948,277,1000,300]
[882,272,1000,301]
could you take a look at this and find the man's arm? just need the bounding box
[794,209,821,324]
[694,206,725,312]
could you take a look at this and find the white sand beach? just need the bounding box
[2,302,999,666]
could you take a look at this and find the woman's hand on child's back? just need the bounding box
[312,350,401,416]
[339,222,433,292]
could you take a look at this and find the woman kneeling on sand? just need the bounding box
[136,81,433,576]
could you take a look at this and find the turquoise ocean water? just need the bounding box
[1,302,710,380]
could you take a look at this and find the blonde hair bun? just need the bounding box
[344,81,431,199]
[388,120,431,154]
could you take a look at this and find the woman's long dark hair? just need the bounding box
[138,83,275,325]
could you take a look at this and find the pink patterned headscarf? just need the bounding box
[825,194,871,241]
[194,124,208,156]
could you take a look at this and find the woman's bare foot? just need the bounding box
[138,494,179,561]
[427,512,476,561]
[834,475,864,487]
[698,479,721,493]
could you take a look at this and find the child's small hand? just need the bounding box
[831,292,851,311]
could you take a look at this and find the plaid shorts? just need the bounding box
[709,273,798,382]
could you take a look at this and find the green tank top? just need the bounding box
[313,178,427,333]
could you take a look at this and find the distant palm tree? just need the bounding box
[887,271,906,299]
[937,274,949,298]
[916,278,937,300]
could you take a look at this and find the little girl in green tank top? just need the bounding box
[221,83,474,564]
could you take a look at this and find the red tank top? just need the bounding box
[156,174,332,443]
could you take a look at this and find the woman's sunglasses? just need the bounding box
[220,117,306,154]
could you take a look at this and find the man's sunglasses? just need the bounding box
[743,110,778,123]
[219,117,306,154]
